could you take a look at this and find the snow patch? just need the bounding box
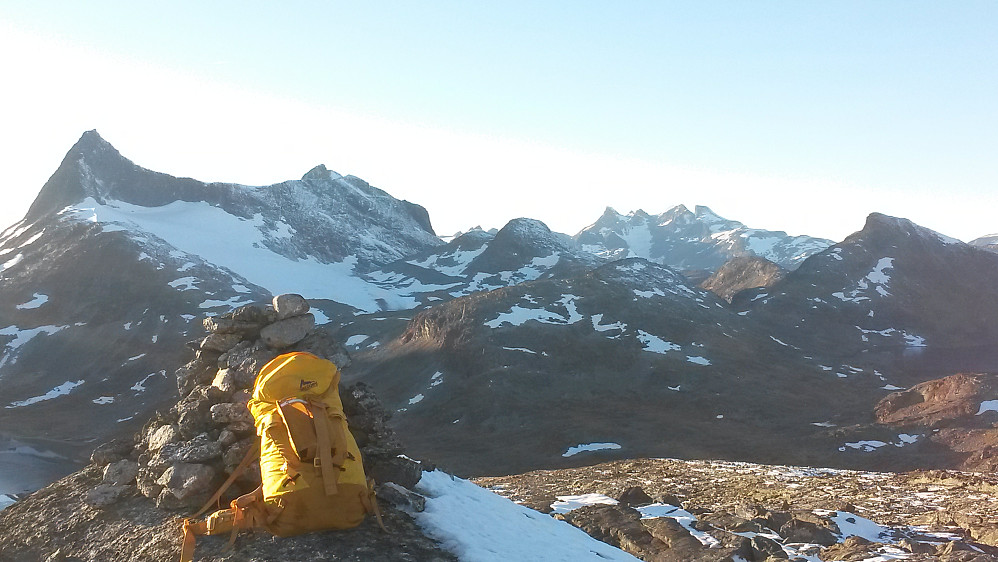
[132,370,166,393]
[550,493,619,514]
[977,400,998,415]
[345,334,369,347]
[686,356,711,365]
[6,380,84,408]
[637,504,722,548]
[485,295,584,328]
[415,471,640,561]
[15,293,49,310]
[562,442,622,457]
[636,330,679,354]
[168,277,198,291]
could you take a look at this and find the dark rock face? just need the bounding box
[700,255,786,302]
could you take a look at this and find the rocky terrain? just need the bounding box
[477,458,998,561]
[700,256,786,303]
[0,295,453,561]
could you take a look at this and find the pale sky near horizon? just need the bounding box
[1,2,995,242]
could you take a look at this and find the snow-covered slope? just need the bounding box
[415,470,640,561]
[575,205,832,272]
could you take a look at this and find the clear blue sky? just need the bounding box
[1,2,995,241]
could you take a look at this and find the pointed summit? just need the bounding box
[25,130,131,220]
[301,164,342,182]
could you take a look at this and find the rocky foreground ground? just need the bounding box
[476,457,998,561]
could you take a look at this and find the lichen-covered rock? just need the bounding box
[158,433,222,464]
[617,486,654,507]
[199,332,242,353]
[260,313,315,348]
[90,438,134,466]
[368,456,423,490]
[273,293,310,320]
[222,339,278,387]
[85,483,134,507]
[210,402,252,425]
[174,357,216,397]
[203,304,273,338]
[102,460,139,487]
[135,467,164,499]
[377,482,426,512]
[156,462,216,502]
[210,368,237,394]
[146,424,179,451]
[291,327,351,368]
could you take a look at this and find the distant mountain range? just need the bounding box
[2,131,997,491]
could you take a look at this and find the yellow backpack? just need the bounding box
[180,352,383,561]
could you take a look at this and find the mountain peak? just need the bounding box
[301,164,343,182]
[859,212,962,246]
[24,131,134,221]
[658,204,693,223]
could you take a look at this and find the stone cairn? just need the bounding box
[87,294,424,512]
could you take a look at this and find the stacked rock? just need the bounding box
[86,293,420,511]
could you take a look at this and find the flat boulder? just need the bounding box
[260,313,315,348]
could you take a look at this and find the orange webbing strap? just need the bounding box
[328,411,350,468]
[180,519,199,562]
[310,401,339,496]
[189,440,260,520]
[364,478,389,533]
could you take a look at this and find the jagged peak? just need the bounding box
[301,164,343,182]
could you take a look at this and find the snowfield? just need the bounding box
[415,471,640,561]
[65,198,418,312]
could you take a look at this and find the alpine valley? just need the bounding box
[2,131,998,560]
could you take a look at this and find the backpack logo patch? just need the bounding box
[299,379,318,391]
